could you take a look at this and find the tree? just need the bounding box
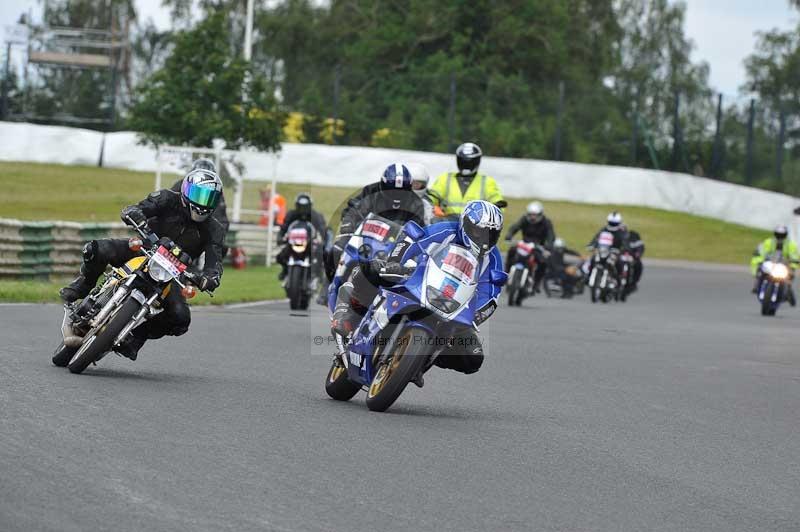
[127,10,283,151]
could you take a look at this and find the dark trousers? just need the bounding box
[82,238,191,339]
[345,267,484,374]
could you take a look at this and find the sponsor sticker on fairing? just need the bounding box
[440,277,460,298]
[361,220,391,242]
[442,247,477,283]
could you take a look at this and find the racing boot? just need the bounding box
[788,287,797,307]
[114,332,146,361]
[59,264,103,303]
[331,282,366,337]
[278,264,288,281]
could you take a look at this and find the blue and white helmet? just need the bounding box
[459,200,504,256]
[380,163,413,191]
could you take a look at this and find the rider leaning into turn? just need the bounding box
[276,193,328,281]
[331,200,505,379]
[58,166,226,361]
[750,224,800,299]
[325,163,427,280]
[504,201,555,292]
[429,142,507,218]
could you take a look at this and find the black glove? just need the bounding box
[197,272,221,292]
[377,261,413,281]
[122,206,147,228]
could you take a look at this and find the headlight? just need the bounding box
[291,244,307,253]
[148,258,173,282]
[425,285,460,314]
[771,263,789,280]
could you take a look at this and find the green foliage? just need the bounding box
[127,10,283,151]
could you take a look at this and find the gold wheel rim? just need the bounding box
[328,364,345,383]
[367,331,411,398]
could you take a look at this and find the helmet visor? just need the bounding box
[465,223,501,251]
[182,180,221,209]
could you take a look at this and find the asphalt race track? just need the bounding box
[2,265,799,532]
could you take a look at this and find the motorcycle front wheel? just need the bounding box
[365,327,430,412]
[287,266,309,310]
[67,297,141,374]
[508,268,522,306]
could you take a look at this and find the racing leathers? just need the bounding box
[504,214,555,291]
[333,220,503,375]
[63,189,227,353]
[546,245,582,297]
[326,184,427,281]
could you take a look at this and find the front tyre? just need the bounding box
[325,360,361,401]
[508,268,522,306]
[365,327,430,412]
[67,297,141,374]
[761,283,774,316]
[52,341,76,367]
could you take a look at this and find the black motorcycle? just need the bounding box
[756,252,794,316]
[283,219,321,310]
[587,245,619,303]
[52,217,209,373]
[506,240,538,306]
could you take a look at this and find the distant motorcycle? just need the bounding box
[756,253,793,316]
[506,240,538,306]
[52,217,210,374]
[282,219,321,310]
[587,244,619,303]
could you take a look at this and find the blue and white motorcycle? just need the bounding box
[326,213,404,312]
[324,222,507,412]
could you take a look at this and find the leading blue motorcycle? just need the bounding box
[324,221,507,412]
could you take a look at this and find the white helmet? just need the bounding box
[526,201,544,222]
[406,162,430,198]
[606,211,623,231]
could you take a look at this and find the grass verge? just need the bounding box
[0,160,771,267]
[0,266,285,305]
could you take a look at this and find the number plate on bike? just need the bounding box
[152,245,187,277]
[362,220,391,241]
[441,247,477,283]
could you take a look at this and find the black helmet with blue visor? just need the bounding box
[181,168,223,222]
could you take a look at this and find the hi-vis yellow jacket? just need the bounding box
[429,172,504,217]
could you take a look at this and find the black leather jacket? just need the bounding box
[505,215,555,247]
[279,209,327,240]
[122,189,228,277]
[339,184,426,234]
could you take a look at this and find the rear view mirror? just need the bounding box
[403,221,425,241]
[490,270,508,287]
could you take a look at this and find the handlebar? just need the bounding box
[125,215,214,297]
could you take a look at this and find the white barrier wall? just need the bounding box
[1,121,798,233]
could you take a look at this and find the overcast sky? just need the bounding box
[1,0,797,96]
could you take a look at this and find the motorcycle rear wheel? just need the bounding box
[67,297,141,374]
[365,327,430,412]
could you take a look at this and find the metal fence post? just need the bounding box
[670,91,682,172]
[554,80,565,161]
[710,93,723,178]
[776,105,787,188]
[745,99,755,186]
[332,64,340,144]
[447,73,456,152]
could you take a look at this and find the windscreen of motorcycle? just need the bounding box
[422,244,479,317]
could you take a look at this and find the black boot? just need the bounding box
[278,265,288,281]
[114,333,146,361]
[788,288,797,307]
[59,275,94,303]
[331,283,365,337]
